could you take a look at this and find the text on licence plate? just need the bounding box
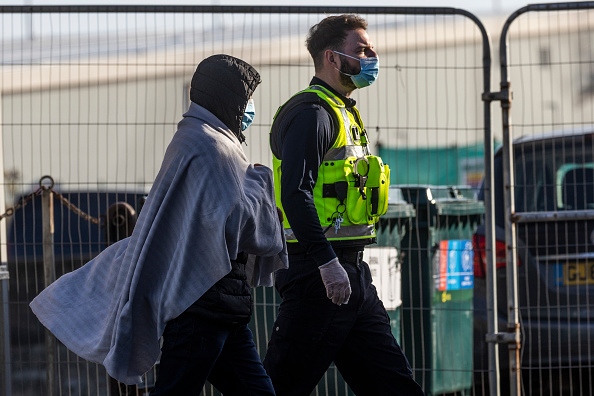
[563,262,594,286]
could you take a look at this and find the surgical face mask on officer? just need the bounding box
[334,51,379,89]
[242,99,256,131]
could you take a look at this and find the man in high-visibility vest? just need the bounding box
[264,14,425,396]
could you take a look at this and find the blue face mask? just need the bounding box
[334,51,379,88]
[241,99,256,131]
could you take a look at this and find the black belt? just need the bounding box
[334,249,364,267]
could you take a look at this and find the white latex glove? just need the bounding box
[318,257,351,305]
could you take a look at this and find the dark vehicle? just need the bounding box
[473,128,594,394]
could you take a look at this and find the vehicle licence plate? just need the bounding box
[562,262,594,285]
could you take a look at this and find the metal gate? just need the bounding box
[494,2,594,395]
[0,5,494,396]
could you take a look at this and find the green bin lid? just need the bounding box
[384,186,416,219]
[398,185,485,216]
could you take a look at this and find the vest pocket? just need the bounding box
[365,156,390,220]
[321,156,390,227]
[344,156,390,224]
[344,157,372,224]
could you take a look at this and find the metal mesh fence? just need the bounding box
[496,4,594,395]
[0,6,486,396]
[3,4,590,396]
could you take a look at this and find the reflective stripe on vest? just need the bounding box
[283,223,375,241]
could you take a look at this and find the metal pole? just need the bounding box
[0,272,11,396]
[499,16,520,396]
[481,47,501,396]
[41,185,56,396]
[0,88,11,396]
[480,27,503,396]
[500,82,521,396]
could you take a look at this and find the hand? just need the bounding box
[318,258,351,305]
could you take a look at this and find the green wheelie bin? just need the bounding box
[398,185,484,395]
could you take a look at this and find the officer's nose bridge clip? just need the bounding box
[353,156,369,200]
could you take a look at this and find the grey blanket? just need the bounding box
[30,103,287,384]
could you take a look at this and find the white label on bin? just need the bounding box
[364,246,401,310]
[0,265,8,280]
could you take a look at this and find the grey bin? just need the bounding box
[373,186,417,344]
[398,185,484,396]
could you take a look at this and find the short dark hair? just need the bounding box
[306,14,368,71]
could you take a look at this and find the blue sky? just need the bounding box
[0,0,571,17]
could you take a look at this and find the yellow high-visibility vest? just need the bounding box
[272,84,390,243]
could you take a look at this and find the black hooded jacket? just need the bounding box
[185,55,261,325]
[189,54,261,143]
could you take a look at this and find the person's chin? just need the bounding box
[339,76,357,91]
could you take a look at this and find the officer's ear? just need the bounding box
[325,49,339,68]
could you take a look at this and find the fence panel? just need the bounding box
[497,2,594,395]
[0,6,491,396]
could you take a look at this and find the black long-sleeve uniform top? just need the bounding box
[270,77,374,267]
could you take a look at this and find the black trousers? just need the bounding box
[150,312,275,396]
[263,249,425,396]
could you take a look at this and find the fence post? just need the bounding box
[0,268,11,396]
[0,93,11,396]
[41,183,56,396]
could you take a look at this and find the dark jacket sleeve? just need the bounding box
[278,103,337,266]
